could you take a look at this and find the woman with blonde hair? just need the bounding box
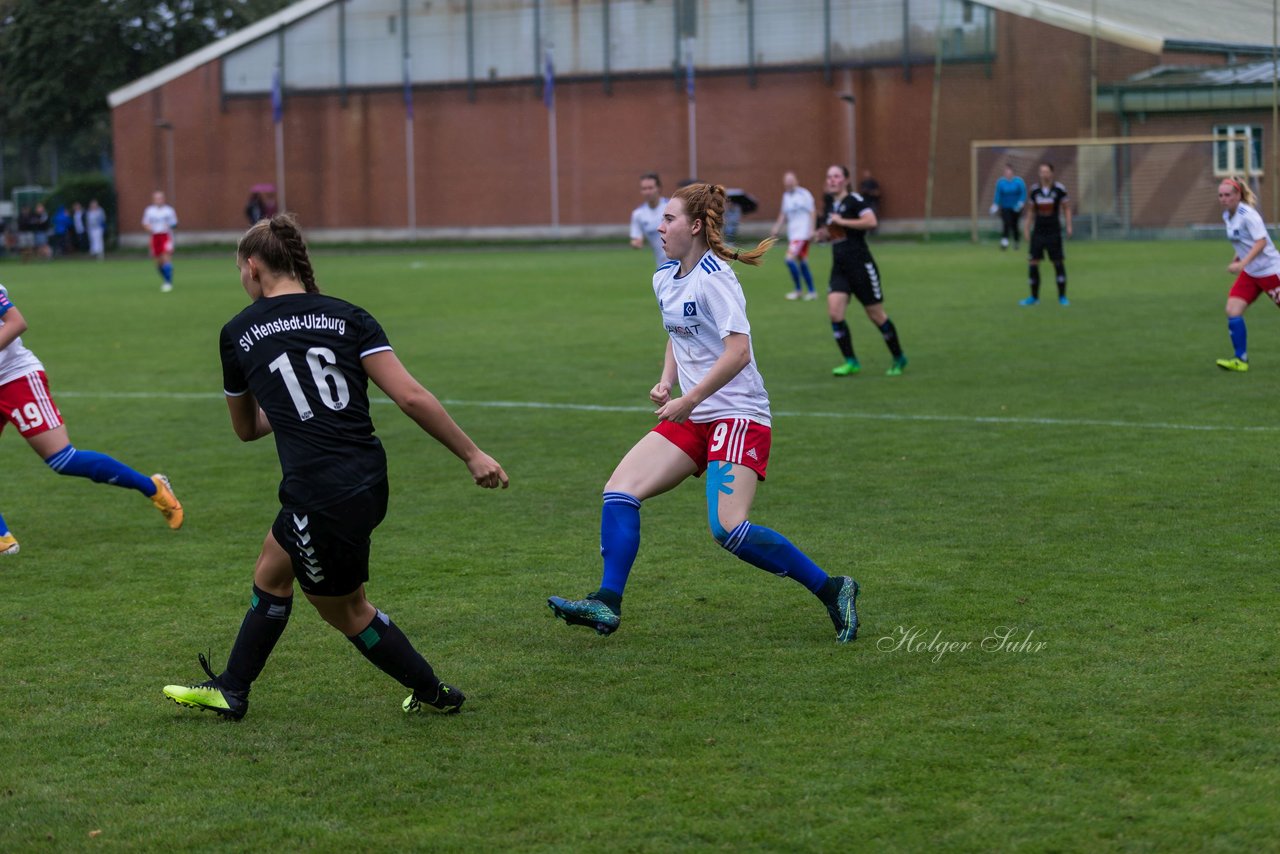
[1216,176,1280,371]
[548,183,860,643]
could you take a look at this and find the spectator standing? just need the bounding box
[51,206,71,258]
[86,200,107,260]
[31,204,51,260]
[858,170,883,220]
[71,203,88,254]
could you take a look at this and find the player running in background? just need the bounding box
[1215,177,1280,372]
[820,165,908,377]
[0,283,183,554]
[547,183,859,643]
[163,213,507,720]
[769,171,818,300]
[141,191,178,293]
[991,162,1027,251]
[1021,163,1072,306]
[630,173,669,267]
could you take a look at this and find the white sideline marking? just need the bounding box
[55,390,1278,433]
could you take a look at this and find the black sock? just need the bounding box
[1054,262,1067,297]
[1028,265,1041,299]
[832,321,855,360]
[817,575,844,607]
[590,588,622,613]
[222,585,292,693]
[878,318,903,359]
[348,610,441,696]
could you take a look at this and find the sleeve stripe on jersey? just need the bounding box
[360,345,394,359]
[699,255,721,274]
[224,388,249,397]
[658,259,679,271]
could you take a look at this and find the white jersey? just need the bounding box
[0,285,45,387]
[142,204,178,235]
[653,251,770,425]
[631,199,668,265]
[1224,202,1280,277]
[780,187,816,242]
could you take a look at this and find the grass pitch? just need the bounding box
[0,238,1276,850]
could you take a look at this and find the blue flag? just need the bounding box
[543,49,554,109]
[271,66,283,123]
[403,57,414,120]
[685,46,694,101]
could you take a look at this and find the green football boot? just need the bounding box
[162,654,247,720]
[403,682,466,715]
[832,359,861,377]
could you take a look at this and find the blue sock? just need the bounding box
[0,510,9,535]
[1228,316,1248,360]
[160,263,173,283]
[45,445,155,496]
[785,259,801,290]
[721,521,830,594]
[799,261,814,292]
[599,491,641,599]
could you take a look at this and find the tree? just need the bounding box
[0,0,290,187]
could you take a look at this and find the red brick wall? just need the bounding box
[109,11,1257,234]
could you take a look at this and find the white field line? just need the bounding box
[54,390,1279,433]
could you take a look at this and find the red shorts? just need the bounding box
[150,232,173,258]
[0,371,64,437]
[652,417,772,481]
[787,239,811,261]
[1229,270,1280,306]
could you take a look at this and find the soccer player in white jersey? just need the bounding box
[770,171,818,300]
[0,283,183,555]
[1216,177,1280,372]
[629,172,668,266]
[549,182,860,643]
[141,190,178,292]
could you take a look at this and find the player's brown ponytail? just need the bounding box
[237,213,320,293]
[672,182,775,266]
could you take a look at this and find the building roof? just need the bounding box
[1126,60,1279,88]
[107,0,337,108]
[1098,57,1280,112]
[109,0,1280,108]
[977,0,1280,55]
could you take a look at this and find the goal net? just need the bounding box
[970,134,1256,242]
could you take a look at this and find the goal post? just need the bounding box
[970,134,1255,243]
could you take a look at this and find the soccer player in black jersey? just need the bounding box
[1021,162,1073,306]
[163,214,508,720]
[820,165,907,377]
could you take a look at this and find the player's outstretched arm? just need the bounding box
[364,350,509,489]
[226,392,273,442]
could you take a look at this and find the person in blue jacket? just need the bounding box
[991,163,1027,251]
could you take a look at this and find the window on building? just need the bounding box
[1214,125,1263,176]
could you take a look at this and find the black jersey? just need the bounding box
[824,192,874,261]
[219,292,391,509]
[1029,182,1068,235]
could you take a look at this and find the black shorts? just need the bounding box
[1029,232,1064,262]
[829,255,884,306]
[271,478,389,597]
